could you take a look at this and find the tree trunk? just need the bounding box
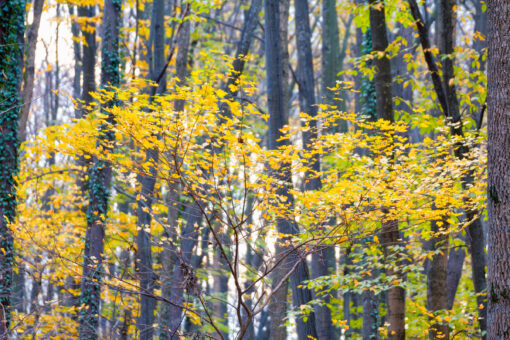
[427,219,450,340]
[268,2,291,339]
[0,0,25,335]
[18,0,44,142]
[369,1,406,339]
[321,0,347,132]
[294,0,334,339]
[487,0,510,337]
[136,0,166,337]
[265,0,318,339]
[77,5,97,119]
[78,0,120,338]
[160,11,190,338]
[167,202,204,339]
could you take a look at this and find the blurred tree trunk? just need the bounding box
[321,0,347,132]
[19,0,44,142]
[487,0,510,337]
[78,0,120,338]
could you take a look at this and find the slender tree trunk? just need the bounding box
[294,0,334,339]
[18,0,44,142]
[466,3,488,336]
[136,0,166,337]
[77,5,97,119]
[369,1,406,339]
[70,5,82,108]
[0,0,25,335]
[78,0,121,338]
[446,230,466,309]
[342,247,362,338]
[321,0,348,133]
[159,12,190,338]
[265,0,318,339]
[167,202,204,339]
[268,3,291,338]
[487,0,510,337]
[427,218,450,340]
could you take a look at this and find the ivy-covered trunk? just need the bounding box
[0,0,25,335]
[78,0,121,338]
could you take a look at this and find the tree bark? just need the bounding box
[487,0,510,338]
[78,0,121,338]
[135,0,166,337]
[77,5,97,119]
[294,0,334,339]
[427,219,450,340]
[265,0,318,339]
[268,2,291,339]
[369,1,406,339]
[0,0,25,335]
[321,0,347,132]
[18,0,44,142]
[167,201,204,339]
[159,10,190,338]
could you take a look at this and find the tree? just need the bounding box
[19,0,45,142]
[487,0,510,337]
[78,0,121,337]
[368,0,405,338]
[135,0,166,337]
[0,0,25,335]
[265,0,318,338]
[294,0,334,339]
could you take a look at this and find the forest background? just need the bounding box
[0,0,506,338]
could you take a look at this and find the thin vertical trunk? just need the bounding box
[466,3,488,336]
[268,1,290,339]
[446,230,467,309]
[369,1,405,339]
[487,0,510,337]
[362,289,379,339]
[77,5,97,119]
[70,5,82,107]
[160,12,190,338]
[321,0,347,132]
[265,0,318,339]
[427,218,450,340]
[294,0,333,339]
[19,0,45,142]
[136,0,165,337]
[167,202,204,339]
[78,0,121,338]
[0,0,25,335]
[342,247,362,338]
[425,2,458,339]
